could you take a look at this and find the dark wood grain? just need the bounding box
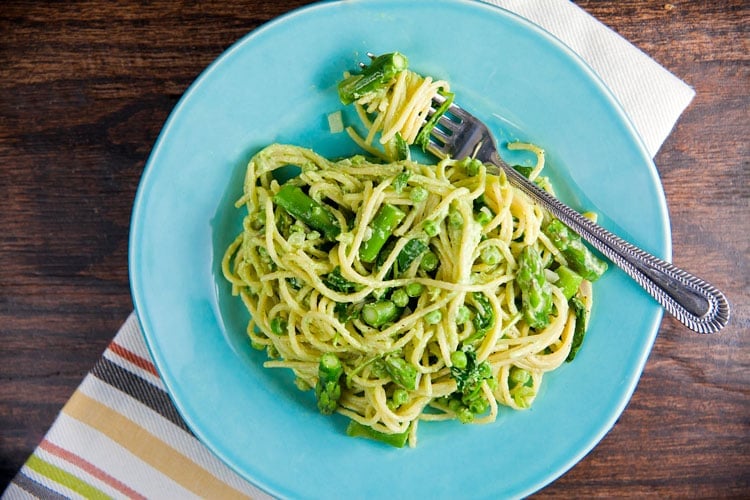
[1,1,747,497]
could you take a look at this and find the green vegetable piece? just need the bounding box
[455,305,471,325]
[396,238,428,275]
[286,277,304,290]
[517,246,553,329]
[315,353,344,415]
[450,350,468,369]
[511,384,535,409]
[566,296,589,362]
[405,282,424,297]
[409,186,428,203]
[415,90,454,150]
[457,156,483,176]
[419,251,439,272]
[545,219,608,281]
[392,170,411,193]
[334,302,359,323]
[447,207,463,228]
[423,219,439,237]
[448,345,495,422]
[359,204,406,263]
[455,406,474,424]
[383,353,418,390]
[475,206,493,226]
[391,133,409,161]
[391,289,409,308]
[512,164,534,178]
[480,245,502,266]
[270,316,286,335]
[470,292,495,337]
[362,300,399,327]
[392,388,409,407]
[424,310,442,325]
[450,346,489,392]
[324,266,358,294]
[338,52,409,105]
[508,366,531,388]
[555,265,583,300]
[273,184,341,240]
[346,420,409,448]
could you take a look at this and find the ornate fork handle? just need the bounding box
[483,150,730,333]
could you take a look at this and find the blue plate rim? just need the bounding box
[129,0,670,497]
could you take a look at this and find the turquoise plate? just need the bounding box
[129,0,670,498]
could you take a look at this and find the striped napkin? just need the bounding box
[3,1,694,498]
[4,313,267,499]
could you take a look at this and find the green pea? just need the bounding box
[391,289,409,308]
[405,282,424,297]
[425,310,442,325]
[410,186,428,203]
[450,350,468,369]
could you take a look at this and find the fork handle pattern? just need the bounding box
[490,154,730,334]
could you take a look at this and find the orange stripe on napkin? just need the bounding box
[62,391,251,499]
[108,341,159,377]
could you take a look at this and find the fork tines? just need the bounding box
[425,94,462,158]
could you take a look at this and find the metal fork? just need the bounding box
[426,94,730,334]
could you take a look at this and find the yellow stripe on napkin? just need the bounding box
[62,391,252,499]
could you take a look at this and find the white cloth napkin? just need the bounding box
[3,2,696,499]
[488,0,695,157]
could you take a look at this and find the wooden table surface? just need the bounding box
[1,1,747,497]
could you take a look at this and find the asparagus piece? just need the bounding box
[517,246,553,329]
[359,204,406,263]
[392,169,411,193]
[555,265,584,300]
[382,353,418,391]
[273,185,341,240]
[346,420,409,448]
[315,353,344,415]
[545,219,608,281]
[361,300,400,327]
[390,132,409,161]
[338,52,409,105]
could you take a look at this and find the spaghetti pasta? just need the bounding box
[221,53,604,447]
[223,143,594,446]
